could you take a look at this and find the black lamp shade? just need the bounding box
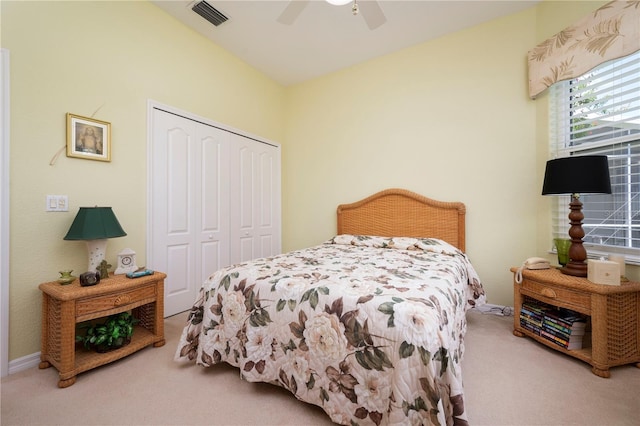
[542,155,612,195]
[64,207,127,240]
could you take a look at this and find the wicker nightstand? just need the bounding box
[39,272,166,387]
[511,267,640,378]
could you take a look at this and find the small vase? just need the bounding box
[554,238,571,267]
[58,270,76,285]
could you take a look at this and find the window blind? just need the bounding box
[549,50,640,262]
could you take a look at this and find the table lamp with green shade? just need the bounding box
[64,207,127,273]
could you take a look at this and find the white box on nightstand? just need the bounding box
[587,259,620,286]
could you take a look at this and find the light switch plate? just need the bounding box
[46,195,68,212]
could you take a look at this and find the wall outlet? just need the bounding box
[46,195,68,212]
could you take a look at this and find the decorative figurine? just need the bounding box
[97,259,111,280]
[57,270,76,285]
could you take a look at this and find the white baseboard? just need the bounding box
[8,352,40,375]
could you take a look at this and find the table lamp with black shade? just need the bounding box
[542,155,612,277]
[64,207,127,274]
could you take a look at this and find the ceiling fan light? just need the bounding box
[326,0,352,6]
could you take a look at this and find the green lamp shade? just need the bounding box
[64,207,127,240]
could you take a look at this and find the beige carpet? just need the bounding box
[2,310,639,425]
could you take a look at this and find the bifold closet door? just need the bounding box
[150,109,230,317]
[229,134,281,264]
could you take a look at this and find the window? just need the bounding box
[550,50,640,262]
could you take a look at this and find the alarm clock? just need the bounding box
[115,248,138,275]
[79,271,100,287]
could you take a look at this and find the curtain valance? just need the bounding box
[528,1,640,99]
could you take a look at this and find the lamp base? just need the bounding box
[86,239,108,273]
[559,194,588,278]
[560,260,588,277]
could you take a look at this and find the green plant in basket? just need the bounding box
[76,312,139,352]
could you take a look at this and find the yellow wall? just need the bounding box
[3,0,638,363]
[283,8,539,306]
[2,0,285,361]
[282,0,639,309]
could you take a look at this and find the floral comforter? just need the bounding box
[175,235,486,426]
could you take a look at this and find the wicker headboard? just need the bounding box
[336,188,466,251]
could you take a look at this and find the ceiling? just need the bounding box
[152,0,539,86]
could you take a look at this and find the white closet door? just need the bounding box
[150,109,230,317]
[229,134,281,264]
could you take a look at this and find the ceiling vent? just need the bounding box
[192,1,228,27]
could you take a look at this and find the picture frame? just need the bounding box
[66,113,111,162]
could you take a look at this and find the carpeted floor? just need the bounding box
[2,310,639,425]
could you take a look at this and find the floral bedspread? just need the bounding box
[175,235,486,426]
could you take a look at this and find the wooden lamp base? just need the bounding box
[560,194,588,277]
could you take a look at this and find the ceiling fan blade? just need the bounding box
[359,0,386,30]
[276,0,310,25]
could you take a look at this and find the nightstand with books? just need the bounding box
[511,267,640,378]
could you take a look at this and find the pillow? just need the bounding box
[326,234,462,256]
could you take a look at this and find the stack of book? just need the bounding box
[541,308,587,350]
[520,300,587,350]
[519,300,548,336]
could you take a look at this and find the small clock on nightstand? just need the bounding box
[115,248,138,275]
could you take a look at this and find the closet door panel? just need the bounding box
[197,129,230,282]
[151,106,279,316]
[200,137,222,232]
[258,151,274,228]
[167,244,190,294]
[151,112,198,316]
[230,135,281,264]
[167,131,190,233]
[260,235,274,257]
[254,143,280,258]
[151,109,230,317]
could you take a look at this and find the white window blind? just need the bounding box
[549,50,640,262]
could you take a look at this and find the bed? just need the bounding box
[175,188,486,426]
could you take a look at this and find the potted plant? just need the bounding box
[76,312,138,353]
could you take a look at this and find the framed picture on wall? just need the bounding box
[66,113,111,162]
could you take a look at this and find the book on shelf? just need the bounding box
[519,301,546,335]
[543,317,585,337]
[520,319,541,335]
[540,328,584,350]
[522,300,550,315]
[540,321,584,348]
[545,309,586,330]
[519,300,587,350]
[520,310,543,327]
[521,301,548,319]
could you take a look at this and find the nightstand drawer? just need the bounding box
[76,284,156,317]
[521,279,591,312]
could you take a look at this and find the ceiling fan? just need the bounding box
[277,0,387,30]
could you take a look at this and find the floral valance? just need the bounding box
[528,0,640,99]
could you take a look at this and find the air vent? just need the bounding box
[192,1,228,27]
